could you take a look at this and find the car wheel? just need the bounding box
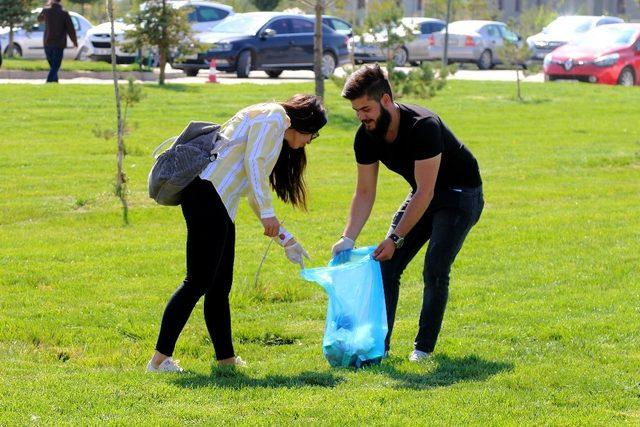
[393,47,408,67]
[76,46,89,61]
[322,51,336,78]
[265,69,282,78]
[617,67,635,86]
[477,49,492,70]
[236,50,252,78]
[6,44,22,58]
[184,68,199,77]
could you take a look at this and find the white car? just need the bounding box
[78,1,233,64]
[77,21,138,63]
[0,9,93,59]
[527,15,623,60]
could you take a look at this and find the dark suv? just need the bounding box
[172,12,350,77]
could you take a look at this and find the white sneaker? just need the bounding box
[408,349,431,363]
[218,356,247,367]
[146,357,184,373]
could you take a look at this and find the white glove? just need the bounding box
[331,236,355,256]
[285,242,310,269]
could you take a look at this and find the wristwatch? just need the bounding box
[388,233,404,249]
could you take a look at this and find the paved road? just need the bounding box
[0,67,545,85]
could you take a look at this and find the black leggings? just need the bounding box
[155,178,236,360]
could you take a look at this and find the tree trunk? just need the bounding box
[107,0,129,224]
[314,0,324,99]
[443,0,452,68]
[8,28,15,58]
[516,69,522,101]
[159,50,166,85]
[159,0,167,85]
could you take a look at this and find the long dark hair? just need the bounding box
[270,94,327,210]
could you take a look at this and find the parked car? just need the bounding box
[77,21,137,63]
[0,9,93,59]
[78,1,233,64]
[171,12,350,78]
[543,23,640,86]
[430,20,522,69]
[527,15,623,60]
[354,17,445,66]
[304,15,353,37]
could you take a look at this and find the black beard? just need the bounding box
[364,105,391,140]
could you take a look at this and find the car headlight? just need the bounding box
[543,54,552,67]
[593,53,619,67]
[211,42,232,52]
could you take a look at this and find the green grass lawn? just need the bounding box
[1,58,146,72]
[1,80,638,425]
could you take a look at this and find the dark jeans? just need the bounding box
[381,186,484,353]
[155,178,236,360]
[44,46,64,83]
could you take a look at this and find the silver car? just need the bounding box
[0,9,93,59]
[354,17,445,66]
[77,1,233,64]
[430,20,521,69]
[527,15,623,60]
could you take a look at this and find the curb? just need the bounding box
[0,69,184,81]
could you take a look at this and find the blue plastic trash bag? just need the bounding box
[300,246,388,368]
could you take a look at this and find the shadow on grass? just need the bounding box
[373,354,513,390]
[173,369,344,390]
[146,84,201,93]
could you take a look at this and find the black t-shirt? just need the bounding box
[354,103,481,192]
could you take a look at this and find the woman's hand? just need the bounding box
[284,241,310,269]
[261,216,280,237]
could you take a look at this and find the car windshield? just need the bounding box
[544,16,594,34]
[212,14,268,34]
[572,26,638,47]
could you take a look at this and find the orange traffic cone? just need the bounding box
[207,59,218,83]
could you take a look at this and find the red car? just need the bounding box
[543,23,640,86]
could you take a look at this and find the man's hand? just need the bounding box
[261,216,279,237]
[373,238,396,261]
[285,242,310,269]
[331,236,355,256]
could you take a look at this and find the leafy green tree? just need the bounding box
[0,0,36,58]
[252,0,279,11]
[496,17,543,101]
[365,1,405,64]
[67,0,100,16]
[124,0,198,84]
[453,0,500,20]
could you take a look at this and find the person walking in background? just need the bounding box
[147,95,327,373]
[38,0,77,83]
[332,65,484,362]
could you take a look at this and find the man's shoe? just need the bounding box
[146,357,184,373]
[408,349,431,363]
[218,356,247,367]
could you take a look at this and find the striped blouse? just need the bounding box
[199,102,291,221]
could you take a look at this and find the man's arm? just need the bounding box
[65,13,78,47]
[342,162,379,241]
[373,154,440,260]
[392,155,440,237]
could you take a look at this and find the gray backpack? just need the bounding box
[148,121,231,206]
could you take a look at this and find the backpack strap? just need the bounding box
[152,136,178,159]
